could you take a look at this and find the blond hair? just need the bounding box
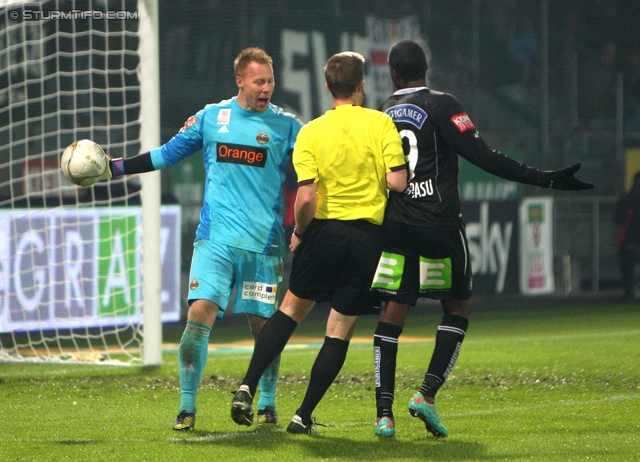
[234,47,273,77]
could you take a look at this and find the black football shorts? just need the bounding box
[371,218,472,304]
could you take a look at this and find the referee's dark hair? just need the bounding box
[388,40,428,82]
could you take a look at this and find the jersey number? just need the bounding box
[400,129,418,181]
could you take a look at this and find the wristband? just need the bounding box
[293,226,304,238]
[110,157,125,177]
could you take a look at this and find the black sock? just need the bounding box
[242,310,298,396]
[296,336,349,424]
[419,314,468,400]
[374,321,403,419]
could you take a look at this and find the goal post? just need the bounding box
[0,0,174,366]
[138,0,162,366]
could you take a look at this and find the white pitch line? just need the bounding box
[167,429,282,443]
[2,429,282,444]
[0,394,635,444]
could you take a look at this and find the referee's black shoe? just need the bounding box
[286,415,325,434]
[231,386,254,426]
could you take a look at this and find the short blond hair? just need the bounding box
[234,47,273,77]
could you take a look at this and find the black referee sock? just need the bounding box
[419,314,468,400]
[296,336,350,425]
[242,310,298,396]
[374,321,403,419]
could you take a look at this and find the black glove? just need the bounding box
[547,163,594,190]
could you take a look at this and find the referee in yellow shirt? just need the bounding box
[231,51,407,433]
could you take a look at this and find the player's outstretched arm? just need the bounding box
[544,163,594,190]
[437,94,594,191]
[61,139,157,188]
[79,152,155,187]
[460,143,595,191]
[63,109,204,187]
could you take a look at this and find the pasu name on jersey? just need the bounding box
[406,178,434,198]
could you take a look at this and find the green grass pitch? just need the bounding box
[1,300,639,461]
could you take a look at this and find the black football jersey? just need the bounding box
[379,87,548,227]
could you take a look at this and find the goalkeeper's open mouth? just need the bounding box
[255,97,270,110]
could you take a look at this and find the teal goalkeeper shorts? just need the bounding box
[187,239,283,320]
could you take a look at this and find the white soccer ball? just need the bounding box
[60,139,108,186]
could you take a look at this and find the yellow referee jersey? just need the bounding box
[293,104,406,225]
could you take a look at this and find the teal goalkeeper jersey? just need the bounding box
[150,97,303,258]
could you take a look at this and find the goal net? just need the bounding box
[0,0,180,365]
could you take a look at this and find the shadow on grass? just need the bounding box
[170,428,486,460]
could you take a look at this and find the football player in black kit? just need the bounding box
[370,39,594,438]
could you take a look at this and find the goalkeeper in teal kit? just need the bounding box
[73,47,303,430]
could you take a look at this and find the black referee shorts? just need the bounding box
[288,218,382,316]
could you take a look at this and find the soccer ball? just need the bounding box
[60,139,108,186]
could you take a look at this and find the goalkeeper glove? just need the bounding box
[79,155,113,187]
[546,163,594,190]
